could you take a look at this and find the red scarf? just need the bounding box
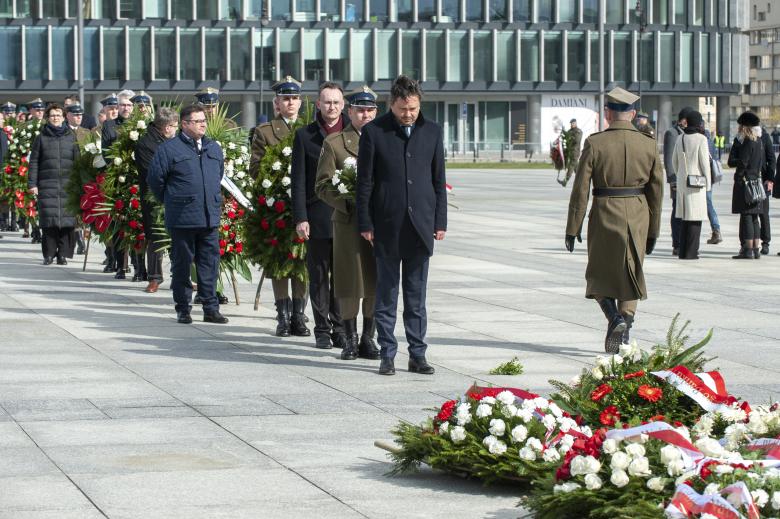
[317,112,344,135]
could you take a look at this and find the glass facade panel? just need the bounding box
[583,0,598,23]
[606,1,624,24]
[51,27,73,79]
[466,0,484,21]
[559,0,577,22]
[537,2,552,23]
[369,0,388,22]
[712,33,720,83]
[119,1,141,17]
[659,32,674,82]
[245,0,264,19]
[154,28,176,79]
[567,31,586,82]
[612,32,630,83]
[272,0,291,20]
[513,0,530,21]
[128,28,151,81]
[449,30,468,82]
[303,29,324,81]
[0,27,20,79]
[543,32,562,82]
[680,32,693,82]
[654,0,668,24]
[41,0,65,17]
[639,32,653,83]
[295,0,315,20]
[327,30,349,82]
[489,0,508,21]
[521,32,539,81]
[479,101,509,150]
[398,0,413,22]
[279,29,300,79]
[103,27,125,80]
[179,28,201,80]
[442,0,458,21]
[172,0,193,19]
[419,0,436,22]
[473,31,491,81]
[345,0,363,21]
[496,31,514,81]
[144,0,167,18]
[230,28,251,81]
[426,30,445,81]
[350,29,372,82]
[0,0,12,18]
[321,0,340,20]
[718,0,727,27]
[401,31,420,79]
[693,0,703,25]
[589,33,600,81]
[700,33,709,82]
[254,26,274,81]
[376,30,397,80]
[674,0,687,24]
[83,27,99,79]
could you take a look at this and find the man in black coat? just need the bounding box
[356,76,447,376]
[291,82,346,350]
[135,107,179,293]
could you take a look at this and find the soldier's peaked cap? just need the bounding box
[65,104,84,115]
[131,91,152,105]
[272,77,301,96]
[194,87,219,105]
[347,86,377,107]
[27,98,45,109]
[100,94,119,107]
[1,102,16,113]
[605,87,639,112]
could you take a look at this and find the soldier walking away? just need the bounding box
[565,87,664,354]
[558,119,583,187]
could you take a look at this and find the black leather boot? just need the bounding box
[358,317,380,360]
[290,298,311,336]
[275,298,291,337]
[621,314,634,345]
[340,319,359,360]
[597,298,626,354]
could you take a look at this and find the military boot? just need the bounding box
[275,298,291,337]
[358,317,380,359]
[340,319,359,361]
[597,298,626,354]
[621,314,634,345]
[290,298,311,336]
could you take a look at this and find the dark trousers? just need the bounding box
[142,202,164,282]
[739,214,761,242]
[374,254,430,360]
[306,237,342,336]
[678,221,702,259]
[42,226,73,260]
[670,192,682,249]
[169,227,220,314]
[112,235,126,271]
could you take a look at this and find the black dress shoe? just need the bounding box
[408,356,435,374]
[358,335,380,360]
[218,293,229,304]
[314,334,332,349]
[102,265,116,273]
[378,358,395,375]
[761,243,770,255]
[131,273,142,282]
[43,257,54,265]
[177,312,192,324]
[204,311,229,324]
[114,270,126,280]
[56,257,67,265]
[331,333,347,349]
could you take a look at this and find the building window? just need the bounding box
[589,32,600,81]
[559,0,577,22]
[103,27,125,80]
[173,0,194,19]
[654,0,669,24]
[496,31,515,81]
[369,0,388,22]
[612,31,630,83]
[254,26,274,81]
[0,27,20,79]
[606,1,624,24]
[144,0,167,18]
[154,28,176,79]
[442,0,458,21]
[376,30,398,80]
[401,31,421,79]
[0,0,12,18]
[583,0,598,23]
[693,0,704,25]
[567,31,586,83]
[321,0,340,20]
[466,0,485,22]
[659,32,674,82]
[479,102,509,150]
[41,0,66,17]
[119,0,141,17]
[294,0,315,21]
[674,0,687,24]
[279,29,300,79]
[544,31,562,82]
[489,0,508,21]
[327,30,348,81]
[449,30,469,81]
[345,1,362,20]
[639,32,653,83]
[521,32,539,81]
[303,29,324,81]
[245,0,264,19]
[350,29,372,81]
[426,30,445,81]
[700,32,709,82]
[179,28,201,80]
[537,2,552,22]
[128,28,151,81]
[473,31,491,81]
[513,0,530,22]
[419,0,436,22]
[272,0,291,20]
[679,32,693,82]
[83,27,99,79]
[24,26,46,80]
[718,0,728,27]
[398,0,413,22]
[230,28,252,81]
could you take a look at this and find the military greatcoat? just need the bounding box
[566,120,664,302]
[315,125,376,299]
[249,116,291,178]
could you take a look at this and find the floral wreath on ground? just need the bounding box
[1,118,42,222]
[387,316,780,518]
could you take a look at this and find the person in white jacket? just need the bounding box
[672,110,711,260]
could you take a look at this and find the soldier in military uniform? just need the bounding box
[131,91,154,115]
[315,86,380,360]
[634,112,655,138]
[559,119,583,187]
[1,102,17,120]
[565,87,664,353]
[249,77,310,337]
[65,104,92,144]
[27,98,45,121]
[196,88,237,130]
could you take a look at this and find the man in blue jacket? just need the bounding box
[356,76,448,376]
[147,104,228,325]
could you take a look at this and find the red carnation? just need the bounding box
[599,405,620,426]
[219,248,225,256]
[18,165,27,174]
[257,195,266,206]
[590,384,612,402]
[130,198,140,209]
[275,219,286,229]
[235,242,243,253]
[229,232,236,240]
[20,156,27,163]
[128,220,139,229]
[96,174,106,184]
[226,245,233,253]
[137,233,145,240]
[624,370,645,380]
[260,219,270,231]
[699,460,719,480]
[435,400,457,422]
[238,209,245,217]
[223,224,230,231]
[637,385,663,403]
[4,165,11,174]
[227,210,236,219]
[114,199,124,210]
[219,239,227,248]
[129,185,139,195]
[269,238,279,247]
[273,200,285,213]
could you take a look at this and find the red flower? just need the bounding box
[257,195,266,206]
[599,406,620,426]
[293,236,305,244]
[136,233,145,241]
[435,400,457,422]
[649,414,666,422]
[273,200,285,213]
[219,248,225,256]
[287,252,296,259]
[238,209,245,217]
[235,242,243,253]
[624,370,645,380]
[223,224,230,231]
[4,165,11,174]
[18,165,28,174]
[260,219,270,231]
[699,460,719,480]
[269,238,279,247]
[227,210,236,219]
[275,219,286,229]
[96,174,106,184]
[590,384,612,402]
[20,156,27,163]
[637,385,663,403]
[130,198,140,209]
[129,185,139,195]
[226,245,233,253]
[128,220,139,229]
[219,239,227,248]
[229,232,236,240]
[114,199,124,210]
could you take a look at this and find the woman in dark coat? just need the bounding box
[729,111,766,259]
[28,104,79,265]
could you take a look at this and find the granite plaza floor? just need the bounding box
[0,168,778,518]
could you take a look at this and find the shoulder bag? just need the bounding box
[744,139,767,206]
[681,136,707,188]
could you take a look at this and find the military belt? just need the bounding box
[592,187,645,197]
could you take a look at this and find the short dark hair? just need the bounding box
[64,94,79,104]
[44,103,63,118]
[390,75,423,104]
[318,81,343,95]
[180,104,205,121]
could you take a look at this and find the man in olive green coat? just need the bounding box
[315,86,379,361]
[565,87,664,354]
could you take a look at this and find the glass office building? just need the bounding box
[0,0,748,153]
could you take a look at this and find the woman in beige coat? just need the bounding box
[672,111,711,260]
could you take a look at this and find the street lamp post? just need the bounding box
[634,1,647,111]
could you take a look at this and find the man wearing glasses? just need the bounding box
[147,105,229,325]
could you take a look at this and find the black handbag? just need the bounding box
[744,176,766,206]
[681,136,707,188]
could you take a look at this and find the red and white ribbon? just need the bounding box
[746,437,780,460]
[665,484,742,519]
[606,422,703,462]
[720,482,761,519]
[651,367,733,412]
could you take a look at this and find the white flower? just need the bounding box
[236,171,246,179]
[343,156,357,168]
[526,437,544,452]
[610,451,630,471]
[281,176,291,187]
[714,464,734,475]
[117,175,126,183]
[518,446,536,461]
[695,438,724,458]
[84,142,97,154]
[558,434,575,452]
[557,417,577,433]
[510,425,528,443]
[516,408,534,423]
[602,438,619,454]
[591,366,604,380]
[532,397,550,411]
[246,191,253,199]
[571,455,601,476]
[266,196,275,207]
[331,175,341,186]
[627,457,651,477]
[647,477,666,492]
[659,445,682,465]
[611,354,623,365]
[692,415,715,439]
[752,489,769,508]
[483,436,507,455]
[261,179,272,189]
[227,170,234,178]
[272,161,282,171]
[234,157,243,166]
[666,459,686,476]
[596,355,610,368]
[625,443,646,458]
[9,144,15,150]
[128,130,139,141]
[113,157,122,166]
[542,414,556,430]
[439,422,449,435]
[548,403,563,418]
[282,146,292,156]
[480,396,497,405]
[747,412,769,435]
[542,448,561,463]
[240,145,248,154]
[496,391,515,406]
[610,469,629,488]
[771,491,780,510]
[502,404,517,419]
[584,473,603,490]
[228,142,236,150]
[704,483,721,495]
[136,120,146,129]
[475,403,492,418]
[553,482,580,494]
[286,188,291,197]
[488,419,506,437]
[450,426,466,443]
[721,405,747,423]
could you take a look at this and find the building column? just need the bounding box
[716,96,730,139]
[658,95,672,141]
[527,94,542,154]
[241,94,257,129]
